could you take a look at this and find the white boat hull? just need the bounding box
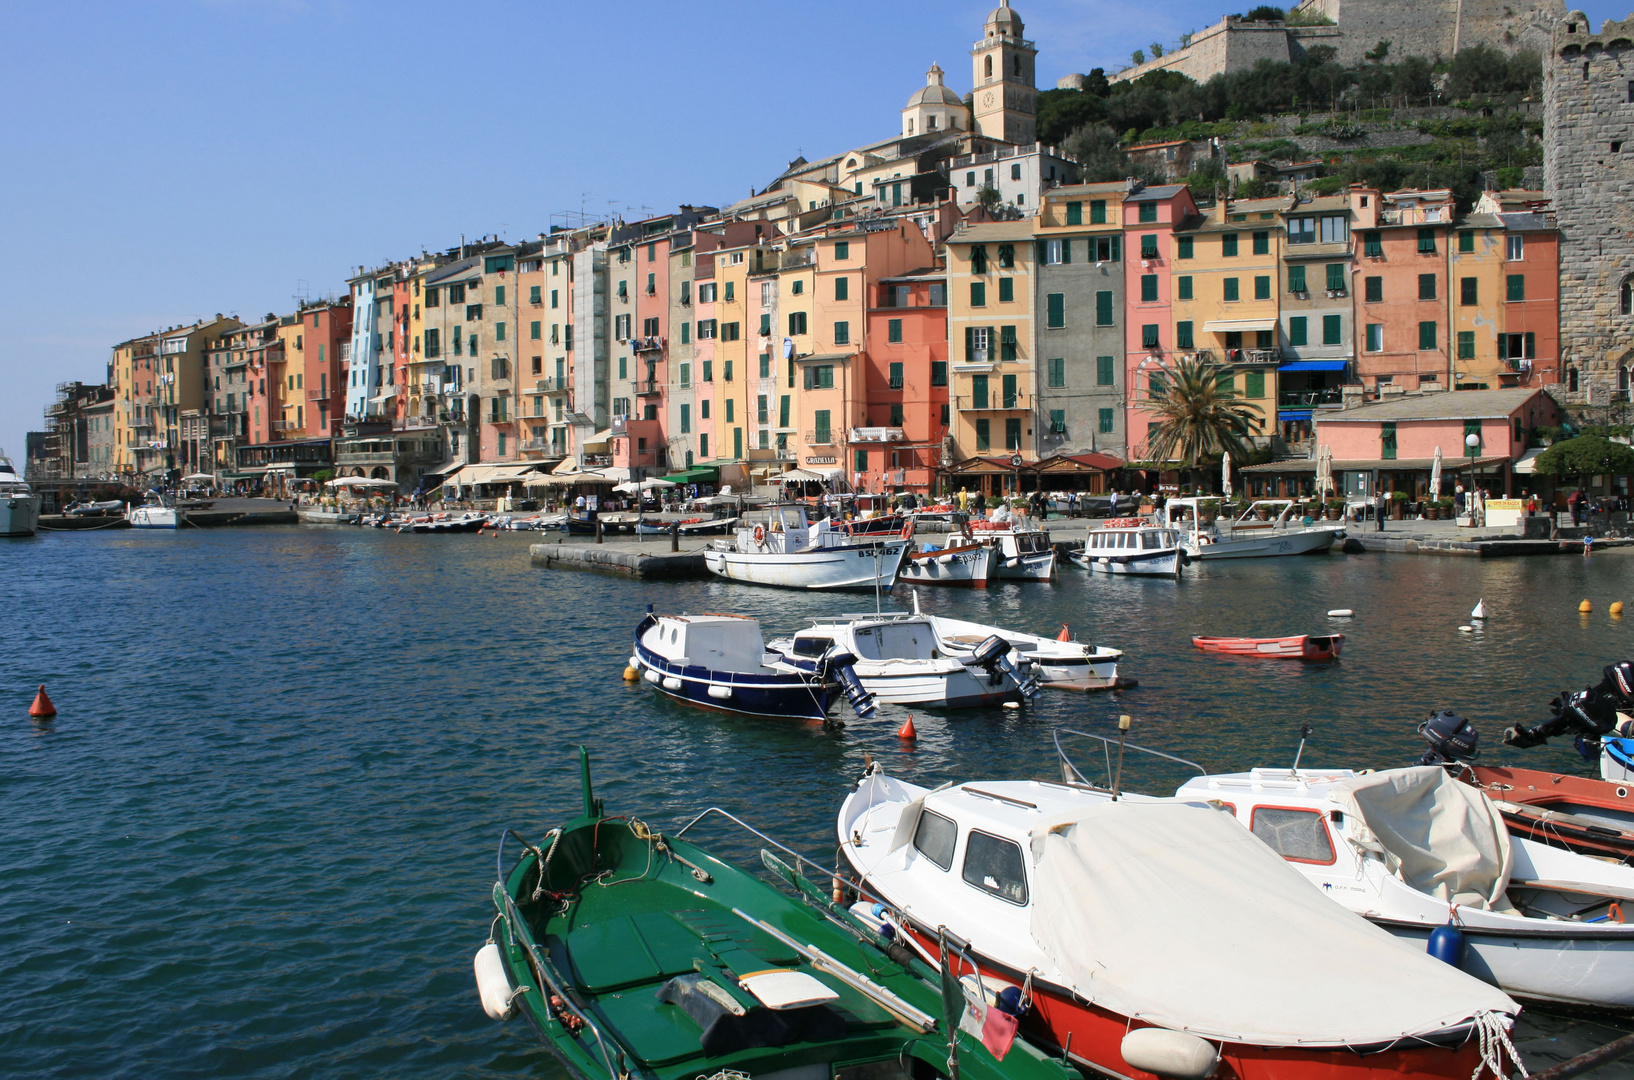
[0,494,41,537]
[1376,918,1634,1008]
[1071,547,1183,576]
[1189,526,1341,559]
[704,540,908,591]
[924,613,1124,689]
[993,548,1055,579]
[128,507,183,529]
[850,662,1023,707]
[898,544,992,588]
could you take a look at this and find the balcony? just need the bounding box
[850,427,905,443]
[633,337,665,353]
[536,377,571,394]
[956,393,1030,412]
[1278,388,1344,409]
[404,415,438,429]
[633,379,662,397]
[805,429,836,446]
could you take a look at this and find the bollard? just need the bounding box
[595,518,603,545]
[671,521,679,552]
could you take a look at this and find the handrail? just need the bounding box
[1052,727,1208,790]
[675,807,837,883]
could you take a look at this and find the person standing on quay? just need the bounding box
[1375,486,1387,532]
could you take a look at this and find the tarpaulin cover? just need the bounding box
[1328,766,1513,910]
[1028,800,1515,1045]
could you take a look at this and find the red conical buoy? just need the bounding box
[1058,623,1071,642]
[896,715,917,740]
[29,685,56,718]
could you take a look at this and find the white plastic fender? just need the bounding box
[1120,1028,1219,1078]
[707,685,733,700]
[628,655,641,669]
[474,942,517,1020]
[644,669,661,684]
[1327,609,1354,618]
[662,676,683,691]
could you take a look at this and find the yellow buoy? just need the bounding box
[622,666,640,682]
[1581,600,1594,613]
[1613,601,1626,618]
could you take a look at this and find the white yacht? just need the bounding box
[128,494,185,529]
[704,503,909,591]
[0,452,41,537]
[1163,496,1343,559]
[968,518,1056,579]
[1069,520,1185,576]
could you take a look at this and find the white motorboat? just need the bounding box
[917,609,1127,690]
[897,539,994,588]
[0,452,41,537]
[704,503,909,591]
[1163,497,1344,559]
[768,611,1039,708]
[968,519,1055,580]
[631,610,874,724]
[837,765,1520,1080]
[1173,765,1634,1009]
[127,497,184,529]
[1069,518,1185,576]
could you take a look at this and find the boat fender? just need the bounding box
[1327,609,1353,618]
[1120,1028,1220,1079]
[707,685,733,700]
[662,676,683,691]
[1426,922,1465,968]
[474,941,524,1021]
[644,669,662,684]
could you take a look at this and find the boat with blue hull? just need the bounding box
[632,611,874,724]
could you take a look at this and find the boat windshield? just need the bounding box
[789,635,833,658]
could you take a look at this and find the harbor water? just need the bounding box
[5,526,1634,1077]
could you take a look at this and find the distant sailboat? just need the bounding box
[1472,599,1487,620]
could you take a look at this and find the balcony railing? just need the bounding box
[633,337,665,353]
[633,379,662,396]
[1278,388,1344,409]
[404,416,438,429]
[536,377,571,394]
[850,427,905,443]
[955,393,1030,412]
[806,429,836,446]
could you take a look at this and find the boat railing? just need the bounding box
[493,828,627,1078]
[1053,727,1208,793]
[676,807,838,883]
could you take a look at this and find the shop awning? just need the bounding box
[1513,448,1545,475]
[1201,318,1278,333]
[661,466,720,484]
[581,429,615,451]
[442,463,540,486]
[1278,410,1314,422]
[1279,360,1349,372]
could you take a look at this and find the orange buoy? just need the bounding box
[28,685,55,718]
[896,715,917,740]
[1058,623,1071,642]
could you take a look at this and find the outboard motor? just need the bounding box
[963,634,1041,701]
[823,650,877,719]
[1417,710,1480,766]
[1503,661,1634,750]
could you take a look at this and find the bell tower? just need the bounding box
[970,1,1038,145]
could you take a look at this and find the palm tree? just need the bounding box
[1141,356,1263,484]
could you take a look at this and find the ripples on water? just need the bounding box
[3,528,1633,1076]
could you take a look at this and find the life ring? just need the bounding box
[900,519,915,540]
[753,524,766,546]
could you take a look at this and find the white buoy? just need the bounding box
[1003,701,1022,710]
[1471,599,1486,620]
[1459,625,1475,633]
[1327,609,1354,618]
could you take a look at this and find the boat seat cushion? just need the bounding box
[656,973,847,1058]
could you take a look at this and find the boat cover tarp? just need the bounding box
[1028,800,1514,1045]
[1327,766,1513,910]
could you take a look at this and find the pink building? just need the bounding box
[1122,184,1200,458]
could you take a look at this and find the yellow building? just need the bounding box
[110,332,161,477]
[946,221,1036,471]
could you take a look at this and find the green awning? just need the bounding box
[660,466,720,484]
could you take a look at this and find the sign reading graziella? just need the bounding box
[806,456,837,465]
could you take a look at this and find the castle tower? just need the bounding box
[1544,10,1634,394]
[970,1,1038,145]
[902,63,965,138]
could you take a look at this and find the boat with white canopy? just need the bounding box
[838,764,1520,1080]
[1068,519,1185,576]
[705,503,909,591]
[1162,497,1343,560]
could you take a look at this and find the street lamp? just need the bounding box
[1466,431,1481,519]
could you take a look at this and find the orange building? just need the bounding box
[858,266,948,493]
[1351,188,1456,394]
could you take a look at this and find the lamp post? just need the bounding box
[1466,431,1481,523]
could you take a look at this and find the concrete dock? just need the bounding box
[529,539,712,579]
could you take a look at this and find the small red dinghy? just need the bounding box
[1192,633,1344,661]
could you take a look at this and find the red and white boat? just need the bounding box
[897,540,995,588]
[1193,633,1343,661]
[1461,762,1634,862]
[838,766,1521,1080]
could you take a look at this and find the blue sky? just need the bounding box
[1,0,1627,459]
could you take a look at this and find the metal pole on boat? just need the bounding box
[1111,714,1132,799]
[1291,723,1313,774]
[873,544,883,615]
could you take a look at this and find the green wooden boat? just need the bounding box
[476,750,1081,1080]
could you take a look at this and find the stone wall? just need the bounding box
[1109,18,1295,84]
[1544,10,1634,396]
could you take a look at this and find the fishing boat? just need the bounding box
[897,540,994,588]
[478,750,1086,1080]
[1172,765,1634,1009]
[704,504,909,591]
[967,520,1055,580]
[1163,497,1344,560]
[0,452,41,537]
[1461,761,1634,862]
[1068,519,1185,577]
[914,608,1127,691]
[632,610,874,724]
[1193,633,1343,661]
[838,763,1522,1080]
[767,612,1039,709]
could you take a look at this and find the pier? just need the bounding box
[529,540,711,579]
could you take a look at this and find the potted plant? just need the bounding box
[1255,503,1272,520]
[1391,490,1408,519]
[1325,498,1345,521]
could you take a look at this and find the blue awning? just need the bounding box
[1279,360,1349,372]
[1278,410,1314,422]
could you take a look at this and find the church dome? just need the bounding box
[985,1,1023,36]
[906,63,962,107]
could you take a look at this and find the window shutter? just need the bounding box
[1061,239,1072,264]
[1036,240,1048,263]
[965,326,974,363]
[1497,334,1508,360]
[1525,332,1536,358]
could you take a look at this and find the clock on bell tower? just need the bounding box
[970,1,1038,145]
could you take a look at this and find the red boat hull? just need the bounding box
[1465,763,1634,861]
[894,920,1483,1080]
[1193,634,1344,661]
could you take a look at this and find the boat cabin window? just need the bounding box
[912,809,957,870]
[791,635,834,659]
[961,830,1028,905]
[1250,806,1336,864]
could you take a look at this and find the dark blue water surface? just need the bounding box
[5,527,1634,1077]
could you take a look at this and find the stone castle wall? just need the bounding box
[1544,10,1634,389]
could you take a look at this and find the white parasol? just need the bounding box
[1221,451,1233,500]
[181,472,216,483]
[1429,445,1443,501]
[325,476,396,488]
[1314,445,1332,500]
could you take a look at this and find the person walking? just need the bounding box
[1569,489,1582,526]
[957,487,969,513]
[1374,487,1387,532]
[1108,489,1120,518]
